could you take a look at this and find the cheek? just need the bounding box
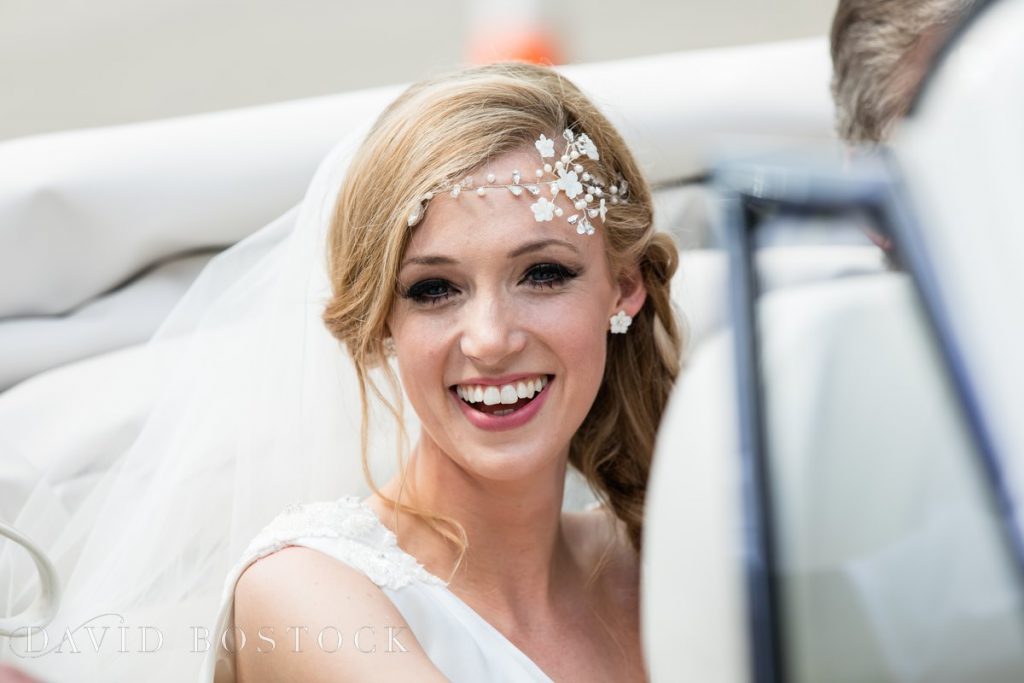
[392,318,449,400]
[530,294,610,394]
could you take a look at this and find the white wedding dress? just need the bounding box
[203,495,564,682]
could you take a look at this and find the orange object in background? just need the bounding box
[466,25,564,65]
[464,0,564,65]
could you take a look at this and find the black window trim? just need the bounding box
[713,151,1024,683]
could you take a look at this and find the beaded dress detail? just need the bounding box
[236,495,447,591]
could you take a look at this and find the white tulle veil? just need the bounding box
[2,120,419,681]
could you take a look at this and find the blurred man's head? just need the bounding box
[830,0,976,144]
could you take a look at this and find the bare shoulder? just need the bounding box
[233,545,448,683]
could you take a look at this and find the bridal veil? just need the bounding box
[1,120,416,681]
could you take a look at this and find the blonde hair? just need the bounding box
[322,62,683,586]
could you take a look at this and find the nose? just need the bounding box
[458,291,527,367]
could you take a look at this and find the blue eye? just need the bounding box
[524,263,578,289]
[403,279,456,305]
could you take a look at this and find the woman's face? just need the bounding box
[387,149,646,482]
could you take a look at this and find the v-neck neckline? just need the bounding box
[353,495,555,682]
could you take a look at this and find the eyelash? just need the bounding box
[402,263,579,306]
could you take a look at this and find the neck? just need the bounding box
[375,435,581,621]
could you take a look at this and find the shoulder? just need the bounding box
[233,546,447,683]
[239,496,445,591]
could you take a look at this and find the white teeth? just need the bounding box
[456,375,549,404]
[500,385,518,405]
[515,381,529,399]
[483,386,501,405]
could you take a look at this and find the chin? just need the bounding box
[450,438,567,483]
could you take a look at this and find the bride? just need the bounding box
[211,63,683,682]
[1,61,681,683]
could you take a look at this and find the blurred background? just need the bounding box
[0,0,837,142]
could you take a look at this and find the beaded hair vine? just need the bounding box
[406,128,629,236]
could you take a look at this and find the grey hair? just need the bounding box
[830,0,976,144]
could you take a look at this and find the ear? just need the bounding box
[611,262,647,318]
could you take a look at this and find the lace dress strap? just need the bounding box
[236,495,448,591]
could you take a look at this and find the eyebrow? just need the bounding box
[401,238,579,268]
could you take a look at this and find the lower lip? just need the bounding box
[451,378,553,432]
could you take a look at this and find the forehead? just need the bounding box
[404,149,605,262]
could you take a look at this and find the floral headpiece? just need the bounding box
[406,129,628,236]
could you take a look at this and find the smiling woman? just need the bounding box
[390,154,621,468]
[216,63,685,683]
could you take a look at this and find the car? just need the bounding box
[643,1,1024,681]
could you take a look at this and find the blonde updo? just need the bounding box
[322,62,684,577]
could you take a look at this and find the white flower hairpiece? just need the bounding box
[407,128,629,236]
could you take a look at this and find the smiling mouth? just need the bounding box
[451,375,553,417]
